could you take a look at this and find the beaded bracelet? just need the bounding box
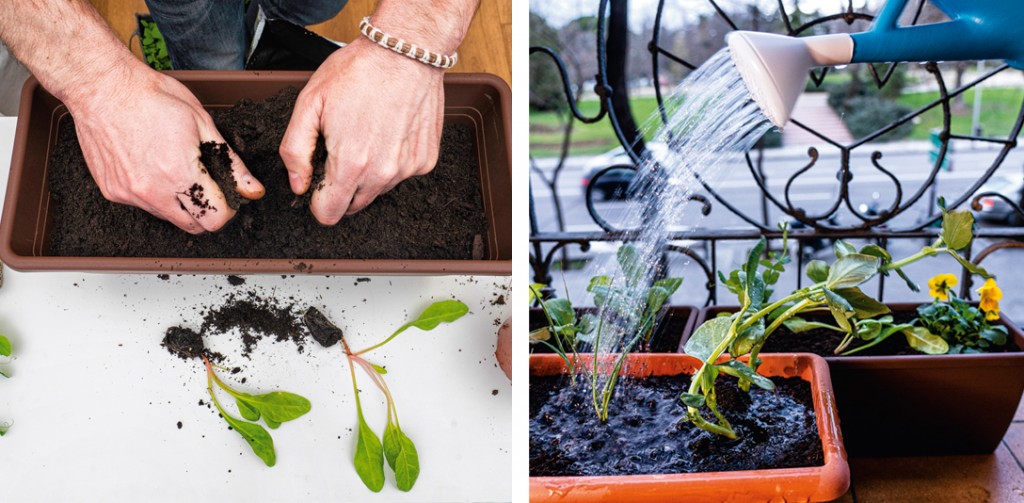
[358,16,458,69]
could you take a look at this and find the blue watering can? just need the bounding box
[728,0,1024,126]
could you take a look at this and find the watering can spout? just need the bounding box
[729,0,1024,128]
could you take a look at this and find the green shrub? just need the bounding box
[843,95,913,142]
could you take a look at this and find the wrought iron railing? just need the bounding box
[529,0,1024,306]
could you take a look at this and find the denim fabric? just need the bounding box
[144,0,348,70]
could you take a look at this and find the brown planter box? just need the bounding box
[529,353,850,503]
[0,71,511,275]
[694,304,1024,456]
[529,305,698,353]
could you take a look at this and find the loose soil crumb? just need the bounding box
[157,274,170,281]
[199,292,306,357]
[177,421,183,430]
[303,307,343,348]
[163,326,211,361]
[47,87,489,260]
[226,275,245,286]
[530,374,823,477]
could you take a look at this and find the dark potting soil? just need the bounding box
[529,309,690,354]
[530,373,823,477]
[47,87,488,260]
[757,309,1019,357]
[164,290,308,361]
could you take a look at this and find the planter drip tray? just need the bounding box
[0,71,511,275]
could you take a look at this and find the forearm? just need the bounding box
[0,0,148,109]
[371,0,480,54]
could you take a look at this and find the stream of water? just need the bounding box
[573,48,773,386]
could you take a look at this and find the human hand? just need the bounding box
[66,70,265,234]
[279,37,445,225]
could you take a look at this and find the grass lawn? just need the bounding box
[530,88,1024,158]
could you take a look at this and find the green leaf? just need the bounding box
[264,417,281,430]
[805,260,829,283]
[529,327,551,343]
[826,254,880,289]
[586,276,610,292]
[617,245,644,287]
[823,288,853,333]
[528,284,546,303]
[654,277,683,296]
[354,415,385,492]
[834,287,890,319]
[680,392,706,408]
[718,360,776,390]
[398,300,470,334]
[903,327,949,354]
[0,423,8,436]
[858,244,892,263]
[0,335,10,357]
[894,267,920,292]
[540,298,576,329]
[684,316,734,361]
[946,250,994,280]
[222,412,276,467]
[783,316,843,333]
[236,398,260,422]
[730,319,764,357]
[834,240,857,259]
[941,208,975,251]
[370,364,388,375]
[237,392,311,424]
[647,286,672,315]
[383,423,420,491]
[745,237,767,281]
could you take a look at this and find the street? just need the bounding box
[530,140,1024,320]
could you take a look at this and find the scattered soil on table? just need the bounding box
[226,275,245,286]
[303,306,343,348]
[199,292,307,357]
[47,87,488,260]
[530,374,823,476]
[529,309,691,354]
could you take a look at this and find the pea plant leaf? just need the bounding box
[680,392,706,408]
[826,254,880,290]
[903,327,949,354]
[684,315,734,362]
[729,319,764,357]
[783,316,843,333]
[941,208,975,251]
[945,250,994,280]
[216,403,276,467]
[236,398,260,422]
[617,244,644,288]
[355,414,386,492]
[383,422,420,492]
[718,360,775,391]
[834,287,890,319]
[395,300,470,335]
[805,260,829,283]
[834,240,857,259]
[823,287,853,333]
[0,335,10,357]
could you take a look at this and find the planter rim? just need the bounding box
[693,304,1024,367]
[529,352,850,503]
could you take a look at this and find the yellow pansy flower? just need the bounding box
[978,278,1002,321]
[928,273,958,301]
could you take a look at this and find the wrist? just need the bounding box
[347,37,445,79]
[60,55,154,113]
[369,1,473,55]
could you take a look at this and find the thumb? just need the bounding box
[280,90,323,195]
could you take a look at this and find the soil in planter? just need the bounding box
[759,310,1019,357]
[530,373,823,476]
[529,309,690,354]
[47,87,488,260]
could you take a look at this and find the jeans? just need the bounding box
[145,0,348,70]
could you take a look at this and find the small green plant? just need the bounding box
[531,244,682,421]
[163,327,311,466]
[304,300,469,493]
[138,16,171,70]
[0,334,10,436]
[684,200,990,438]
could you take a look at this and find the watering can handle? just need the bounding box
[872,0,909,32]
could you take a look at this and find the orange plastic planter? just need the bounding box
[529,353,850,503]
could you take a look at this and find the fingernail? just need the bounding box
[289,172,302,183]
[241,173,254,186]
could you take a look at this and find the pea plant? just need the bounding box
[683,201,990,438]
[531,245,682,421]
[0,334,10,436]
[304,300,469,493]
[163,327,312,466]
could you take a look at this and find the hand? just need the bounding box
[67,70,265,234]
[279,37,445,225]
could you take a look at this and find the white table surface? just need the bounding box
[0,116,514,502]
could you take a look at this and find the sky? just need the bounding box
[530,0,878,30]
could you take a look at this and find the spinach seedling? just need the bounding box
[163,326,311,466]
[0,334,10,436]
[304,300,469,493]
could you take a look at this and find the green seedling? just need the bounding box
[304,300,469,493]
[163,326,311,466]
[684,201,989,438]
[0,334,10,435]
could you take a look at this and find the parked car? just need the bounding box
[581,142,669,201]
[974,175,1024,225]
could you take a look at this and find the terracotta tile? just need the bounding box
[850,445,1024,502]
[1015,398,1024,422]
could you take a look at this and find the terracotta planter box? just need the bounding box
[529,353,850,503]
[528,305,697,353]
[695,304,1024,456]
[0,71,511,275]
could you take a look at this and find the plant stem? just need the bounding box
[882,247,943,272]
[736,290,814,333]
